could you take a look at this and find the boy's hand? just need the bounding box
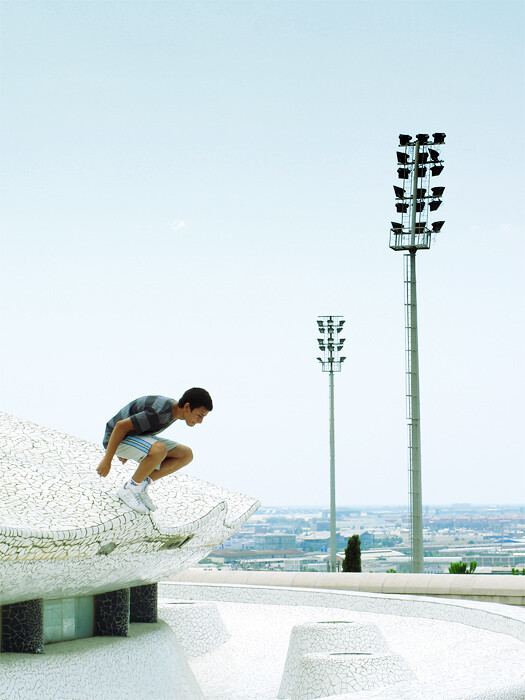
[97,458,112,477]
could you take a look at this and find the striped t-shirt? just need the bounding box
[103,395,176,448]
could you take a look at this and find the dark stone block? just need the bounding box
[1,599,44,654]
[130,583,158,623]
[95,589,129,637]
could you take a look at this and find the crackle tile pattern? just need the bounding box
[158,600,230,657]
[0,599,44,654]
[163,579,525,643]
[0,411,260,606]
[0,621,204,700]
[130,583,158,623]
[95,589,130,637]
[278,621,390,698]
[160,584,525,699]
[292,651,414,699]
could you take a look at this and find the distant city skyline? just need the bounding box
[1,1,523,506]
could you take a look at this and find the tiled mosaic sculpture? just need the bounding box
[278,620,390,698]
[0,621,205,700]
[158,600,230,657]
[291,651,416,699]
[0,411,260,606]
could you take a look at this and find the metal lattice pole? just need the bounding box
[390,132,446,573]
[329,368,336,573]
[317,316,347,573]
[405,251,423,571]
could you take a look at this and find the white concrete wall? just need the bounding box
[169,569,525,606]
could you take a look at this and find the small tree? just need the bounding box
[342,534,362,572]
[449,560,477,574]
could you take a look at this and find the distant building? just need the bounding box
[218,538,257,551]
[254,533,298,550]
[299,532,347,552]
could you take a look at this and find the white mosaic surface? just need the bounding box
[159,600,230,657]
[164,578,525,643]
[292,651,415,699]
[278,621,390,698]
[0,411,260,604]
[0,621,204,700]
[160,584,525,700]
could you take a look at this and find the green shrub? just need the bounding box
[449,560,477,574]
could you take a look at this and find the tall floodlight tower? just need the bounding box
[316,316,346,572]
[389,132,446,573]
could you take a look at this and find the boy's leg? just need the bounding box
[115,438,169,513]
[117,441,192,513]
[149,445,193,481]
[131,441,169,483]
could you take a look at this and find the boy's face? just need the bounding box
[183,404,209,427]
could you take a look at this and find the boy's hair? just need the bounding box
[178,387,213,412]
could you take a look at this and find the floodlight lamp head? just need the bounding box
[340,357,346,362]
[432,132,446,144]
[399,134,412,146]
[432,221,445,232]
[393,186,405,198]
[391,221,403,230]
[396,151,410,164]
[431,186,445,197]
[398,168,410,179]
[431,165,444,176]
[429,149,440,162]
[317,357,323,363]
[396,203,408,213]
[429,200,442,211]
[416,133,429,144]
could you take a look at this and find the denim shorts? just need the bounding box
[115,435,179,468]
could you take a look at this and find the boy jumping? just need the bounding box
[96,388,213,513]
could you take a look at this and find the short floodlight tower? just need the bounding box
[316,315,346,573]
[390,132,446,573]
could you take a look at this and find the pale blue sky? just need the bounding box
[1,0,524,506]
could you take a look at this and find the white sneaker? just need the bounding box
[117,482,149,514]
[139,483,157,512]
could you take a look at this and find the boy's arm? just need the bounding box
[96,418,134,477]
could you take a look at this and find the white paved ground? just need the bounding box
[187,602,525,700]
